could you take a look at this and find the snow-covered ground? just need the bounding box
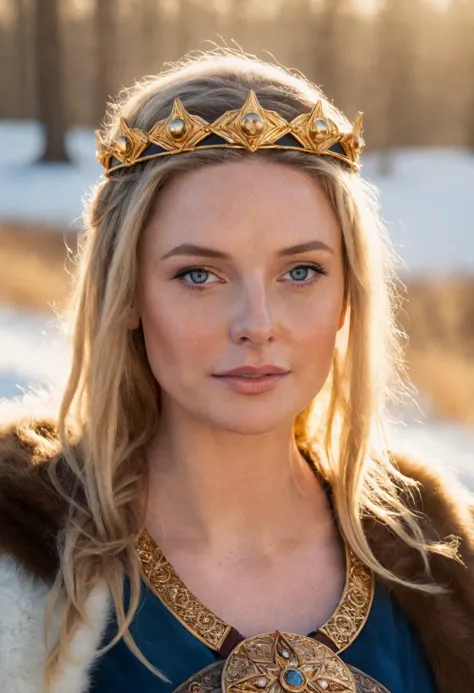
[0,121,472,485]
[0,121,473,275]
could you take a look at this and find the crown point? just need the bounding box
[118,116,130,134]
[352,112,364,137]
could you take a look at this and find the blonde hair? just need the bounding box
[45,48,456,686]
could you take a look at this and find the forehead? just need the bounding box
[143,159,341,254]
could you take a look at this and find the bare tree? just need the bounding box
[451,0,474,151]
[137,0,163,71]
[94,0,115,126]
[313,0,346,102]
[375,0,417,175]
[34,0,69,162]
[15,0,30,117]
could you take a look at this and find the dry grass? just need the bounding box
[0,223,76,311]
[1,223,473,424]
[397,279,474,424]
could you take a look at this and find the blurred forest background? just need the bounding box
[1,0,474,156]
[0,0,473,430]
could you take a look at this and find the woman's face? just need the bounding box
[135,159,346,434]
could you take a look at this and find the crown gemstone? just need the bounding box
[281,649,291,659]
[241,112,264,137]
[311,118,329,142]
[168,118,187,140]
[256,678,267,688]
[283,669,305,689]
[116,135,131,153]
[316,680,329,690]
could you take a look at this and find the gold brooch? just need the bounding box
[223,631,356,693]
[96,91,365,176]
[172,639,391,693]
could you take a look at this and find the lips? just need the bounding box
[214,365,289,377]
[212,365,290,395]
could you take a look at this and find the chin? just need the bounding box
[204,405,297,436]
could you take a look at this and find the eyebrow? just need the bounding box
[160,240,334,261]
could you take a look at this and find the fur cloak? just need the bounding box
[1,416,474,693]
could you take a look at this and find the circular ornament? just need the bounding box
[311,119,330,143]
[241,112,265,137]
[116,135,131,154]
[352,135,365,154]
[222,631,356,693]
[168,118,187,139]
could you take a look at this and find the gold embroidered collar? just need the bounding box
[137,530,374,656]
[137,531,390,692]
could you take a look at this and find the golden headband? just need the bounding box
[96,91,365,176]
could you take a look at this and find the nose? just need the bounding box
[229,280,275,346]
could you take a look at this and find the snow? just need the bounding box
[0,121,473,275]
[0,305,69,399]
[0,121,101,231]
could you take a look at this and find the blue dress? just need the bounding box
[89,578,437,693]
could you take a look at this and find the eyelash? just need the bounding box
[173,263,330,292]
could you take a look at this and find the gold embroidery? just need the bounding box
[138,532,374,655]
[350,667,391,693]
[138,530,233,650]
[319,549,375,653]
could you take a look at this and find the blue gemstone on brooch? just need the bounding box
[283,669,304,688]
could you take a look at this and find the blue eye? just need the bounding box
[284,264,328,283]
[187,269,210,284]
[174,266,220,289]
[289,266,313,281]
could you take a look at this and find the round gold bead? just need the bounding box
[168,118,187,140]
[116,135,131,153]
[241,112,264,137]
[352,135,365,153]
[311,118,329,143]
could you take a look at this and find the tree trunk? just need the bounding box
[314,0,345,101]
[34,0,69,162]
[94,0,115,126]
[376,0,417,173]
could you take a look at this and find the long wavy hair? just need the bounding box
[44,48,456,687]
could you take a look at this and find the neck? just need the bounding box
[145,409,331,563]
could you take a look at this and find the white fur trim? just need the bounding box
[0,557,110,693]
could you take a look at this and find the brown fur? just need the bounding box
[1,417,474,691]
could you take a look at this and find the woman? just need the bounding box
[0,50,473,693]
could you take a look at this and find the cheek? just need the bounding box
[288,292,343,368]
[139,293,220,380]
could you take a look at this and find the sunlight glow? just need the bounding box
[354,0,452,11]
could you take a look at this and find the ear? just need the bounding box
[337,298,348,331]
[126,303,140,330]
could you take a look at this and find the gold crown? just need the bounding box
[96,91,365,176]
